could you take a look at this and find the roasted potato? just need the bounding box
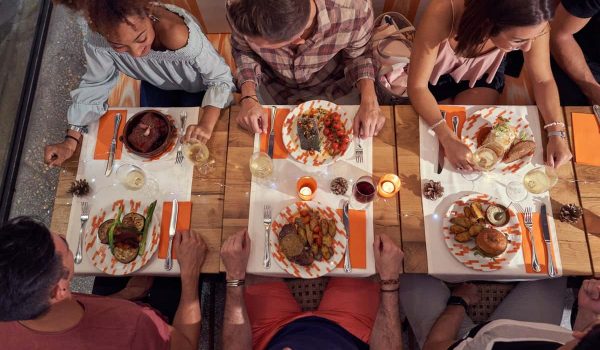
[450,217,471,228]
[310,217,318,230]
[470,202,485,220]
[463,206,474,219]
[321,246,332,260]
[297,227,307,245]
[322,235,333,247]
[455,231,471,242]
[469,224,484,237]
[450,225,467,234]
[328,220,336,236]
[306,227,314,245]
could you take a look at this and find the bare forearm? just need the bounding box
[358,79,377,104]
[531,79,564,127]
[370,292,402,350]
[172,276,201,350]
[199,106,221,132]
[574,308,600,332]
[241,81,257,98]
[551,35,599,94]
[423,306,465,350]
[408,86,454,141]
[223,287,252,350]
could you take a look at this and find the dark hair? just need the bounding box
[0,217,65,321]
[227,0,311,43]
[575,324,600,350]
[454,0,554,57]
[53,0,152,35]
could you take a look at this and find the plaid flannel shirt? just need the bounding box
[231,0,375,104]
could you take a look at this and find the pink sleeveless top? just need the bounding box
[429,0,506,88]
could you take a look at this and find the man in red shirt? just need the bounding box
[0,217,207,350]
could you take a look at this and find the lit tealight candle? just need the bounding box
[297,176,317,201]
[377,174,401,198]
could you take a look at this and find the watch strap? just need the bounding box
[68,124,88,134]
[447,295,468,311]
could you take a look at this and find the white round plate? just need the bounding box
[270,201,347,278]
[442,193,522,272]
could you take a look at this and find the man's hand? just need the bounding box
[578,279,600,314]
[237,98,267,134]
[452,283,481,306]
[44,140,77,167]
[184,124,212,144]
[353,99,386,139]
[373,233,403,280]
[546,136,572,168]
[174,230,208,279]
[221,229,251,280]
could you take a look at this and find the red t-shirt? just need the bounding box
[0,293,171,350]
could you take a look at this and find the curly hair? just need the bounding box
[53,0,153,35]
[0,217,65,321]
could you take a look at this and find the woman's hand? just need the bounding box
[440,134,475,172]
[546,136,572,168]
[184,124,212,144]
[44,140,77,167]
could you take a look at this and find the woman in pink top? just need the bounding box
[408,0,572,171]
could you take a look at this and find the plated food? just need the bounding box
[122,110,176,158]
[283,100,353,167]
[86,199,161,275]
[443,193,522,272]
[463,107,536,174]
[270,201,347,278]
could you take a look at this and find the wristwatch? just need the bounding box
[68,124,88,134]
[547,130,567,139]
[447,296,469,311]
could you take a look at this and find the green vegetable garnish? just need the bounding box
[138,200,157,256]
[108,206,123,252]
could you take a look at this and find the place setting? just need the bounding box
[419,105,562,282]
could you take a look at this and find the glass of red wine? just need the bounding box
[351,176,376,209]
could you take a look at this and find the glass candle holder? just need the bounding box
[377,174,401,198]
[297,176,317,201]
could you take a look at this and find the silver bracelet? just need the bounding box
[543,122,565,130]
[429,118,446,132]
[226,279,245,287]
[547,130,567,139]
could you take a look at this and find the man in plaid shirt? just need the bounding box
[227,0,386,139]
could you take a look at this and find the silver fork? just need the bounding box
[175,111,187,164]
[74,201,89,264]
[263,205,272,269]
[514,202,541,272]
[355,137,364,163]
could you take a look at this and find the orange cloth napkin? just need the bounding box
[158,201,192,259]
[518,213,556,274]
[93,110,127,160]
[572,113,600,166]
[440,105,467,137]
[335,209,367,269]
[259,108,290,159]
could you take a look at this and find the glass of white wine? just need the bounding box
[523,165,558,194]
[184,140,214,175]
[117,164,146,191]
[472,146,499,172]
[249,152,273,179]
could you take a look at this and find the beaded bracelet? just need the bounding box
[429,118,446,132]
[226,279,245,287]
[380,278,400,286]
[543,121,565,130]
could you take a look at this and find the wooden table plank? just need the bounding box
[50,108,231,274]
[395,105,592,275]
[395,105,427,273]
[564,106,600,276]
[221,106,401,272]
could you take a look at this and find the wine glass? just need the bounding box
[184,140,215,175]
[249,152,274,179]
[506,165,558,203]
[351,176,376,209]
[116,164,146,191]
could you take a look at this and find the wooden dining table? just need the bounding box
[50,105,596,277]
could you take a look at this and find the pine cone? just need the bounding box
[68,179,90,197]
[423,180,444,201]
[330,177,349,195]
[558,204,583,223]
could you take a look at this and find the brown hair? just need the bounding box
[53,0,153,36]
[454,0,554,57]
[227,0,311,43]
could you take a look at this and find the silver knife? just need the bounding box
[105,113,122,176]
[540,204,556,277]
[436,111,447,174]
[165,199,178,271]
[342,201,351,272]
[593,105,600,130]
[268,106,276,158]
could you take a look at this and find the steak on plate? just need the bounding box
[127,112,169,153]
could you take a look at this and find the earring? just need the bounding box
[149,14,159,22]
